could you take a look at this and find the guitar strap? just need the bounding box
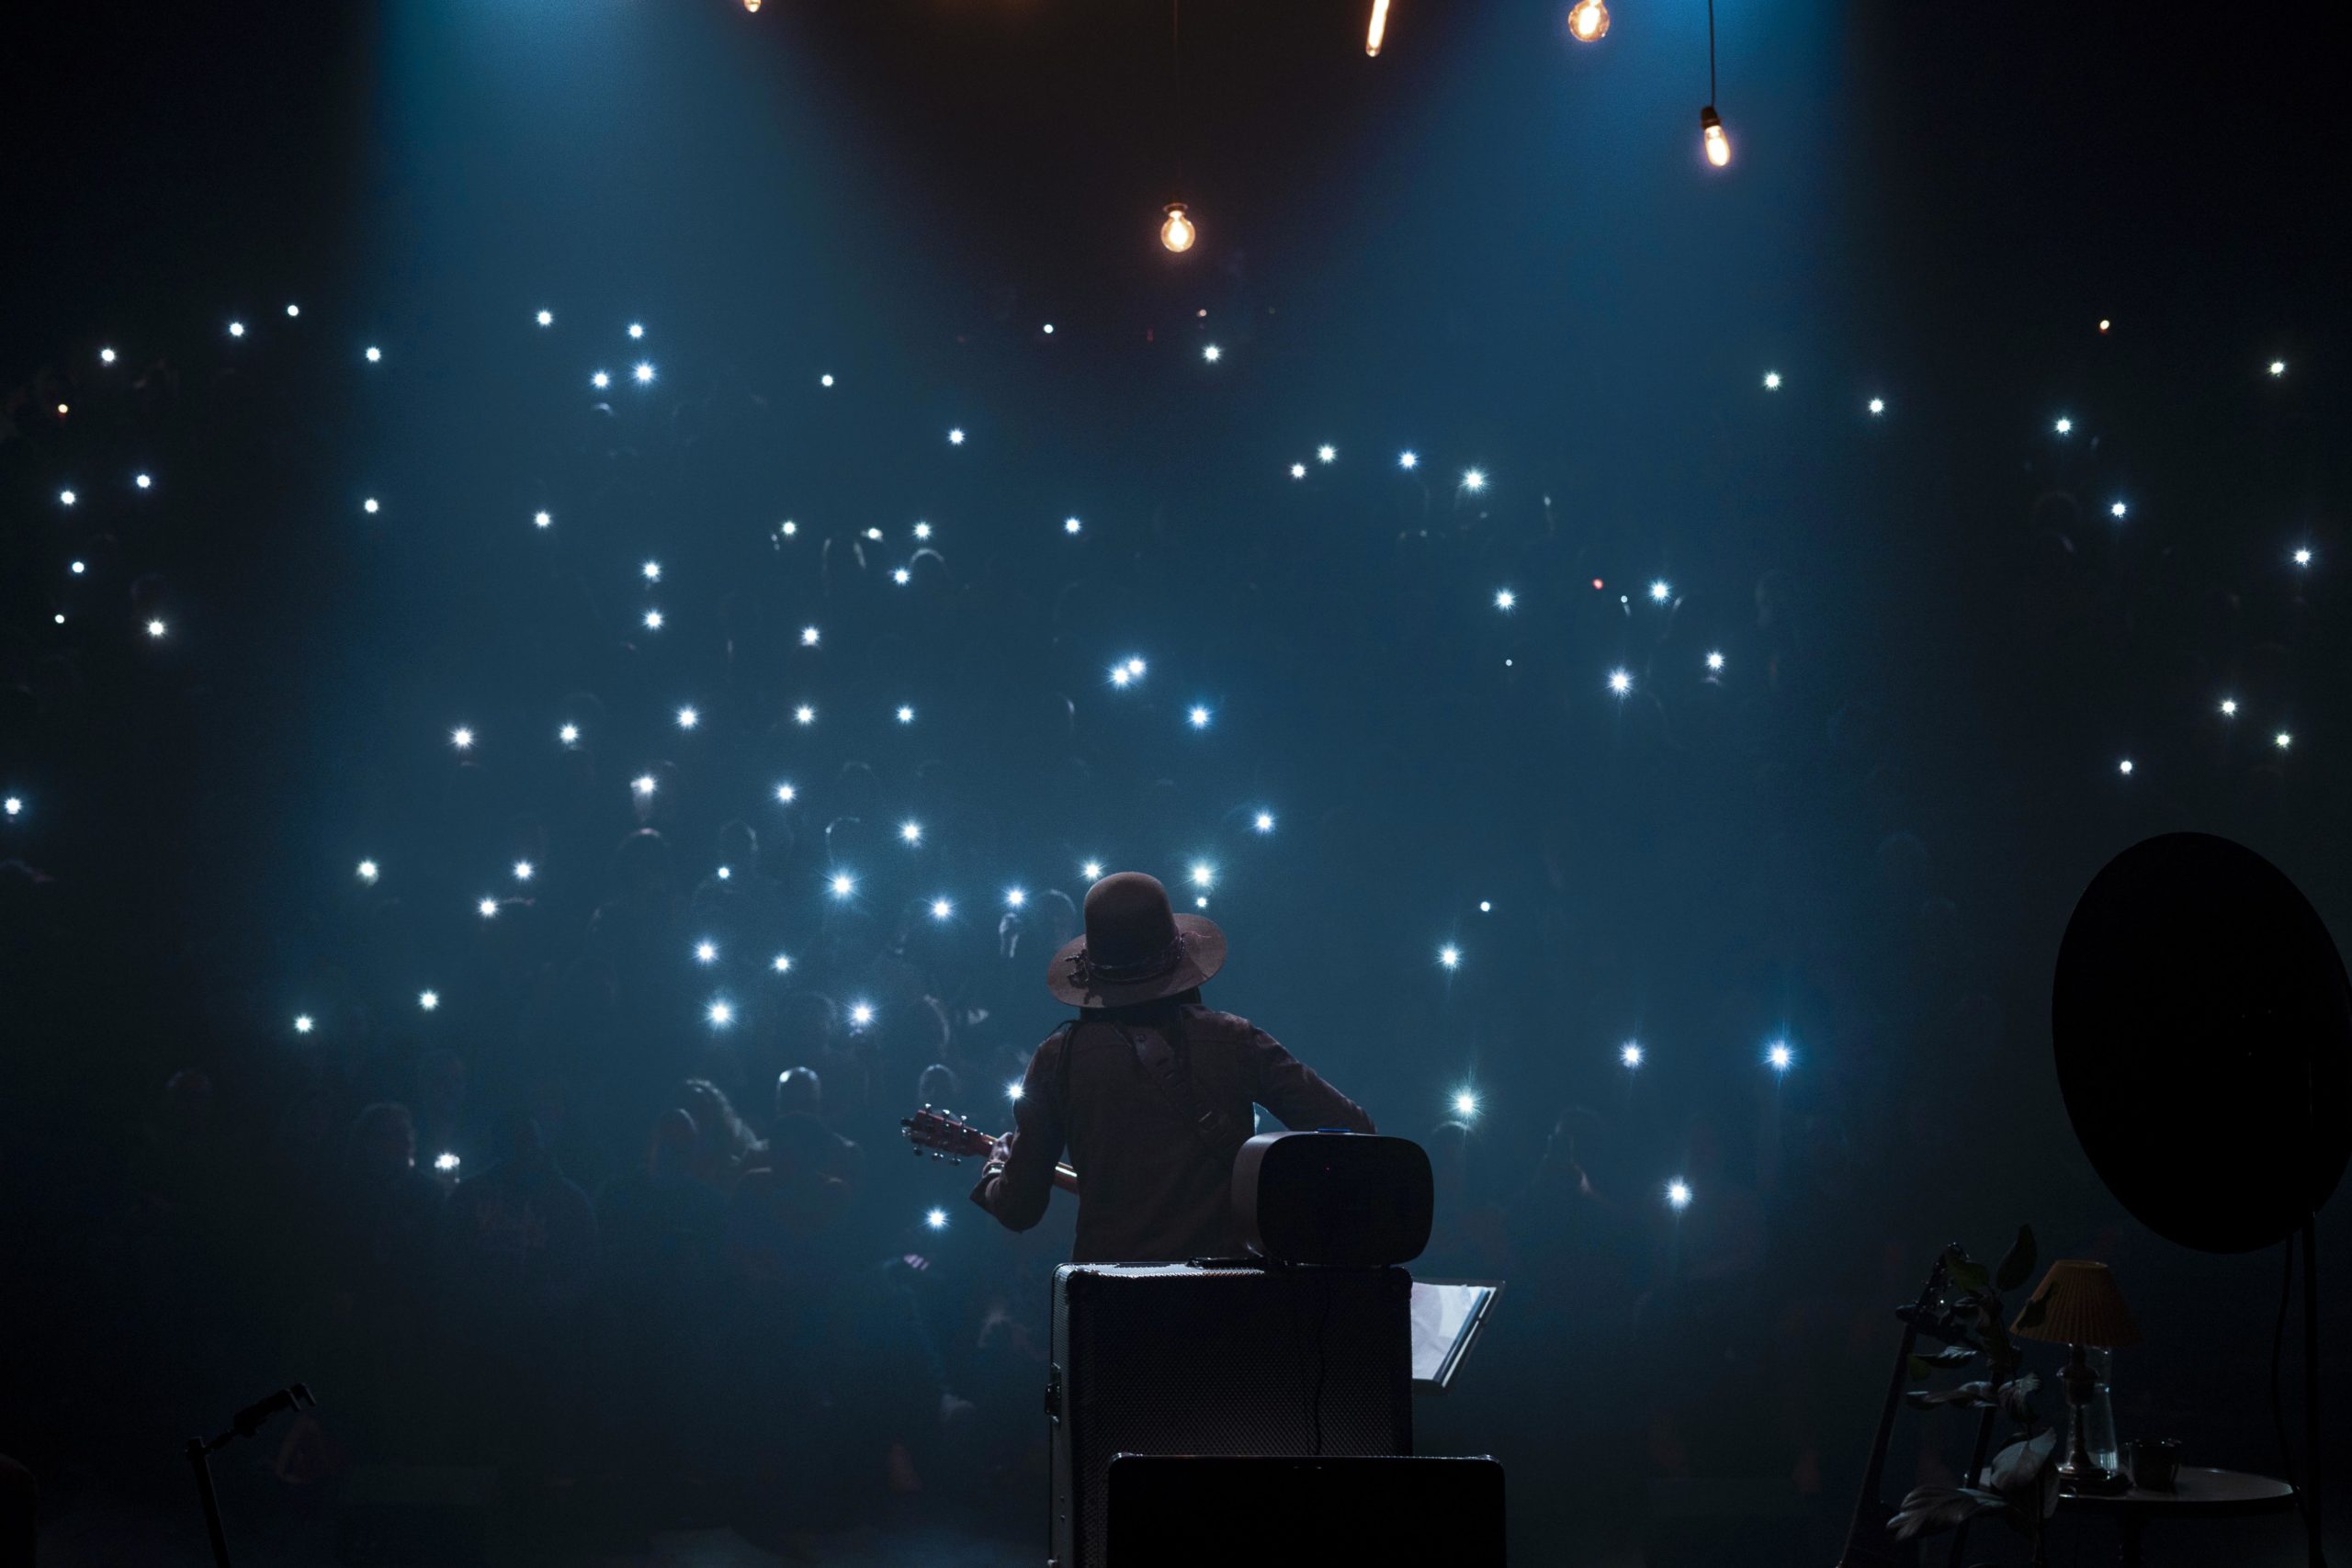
[1102,1010,1250,1168]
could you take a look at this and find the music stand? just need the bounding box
[1409,1279,1502,1392]
[2052,833,2351,1568]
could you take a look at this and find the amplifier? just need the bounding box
[1047,1263,1412,1568]
[1108,1455,1506,1566]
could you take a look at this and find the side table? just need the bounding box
[2055,1465,2297,1566]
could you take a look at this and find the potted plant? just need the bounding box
[1886,1227,2061,1564]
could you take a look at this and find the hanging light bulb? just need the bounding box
[1701,106,1731,167]
[742,0,761,10]
[1567,0,1609,40]
[1160,202,1195,254]
[1366,0,1391,55]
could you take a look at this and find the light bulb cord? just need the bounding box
[1170,0,1187,186]
[1706,0,1718,105]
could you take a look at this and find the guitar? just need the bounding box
[900,1105,1080,1195]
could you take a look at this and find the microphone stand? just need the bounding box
[185,1383,316,1568]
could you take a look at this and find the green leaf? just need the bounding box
[1945,1254,1990,1293]
[1996,1225,2038,1293]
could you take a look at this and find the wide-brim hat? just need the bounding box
[1047,871,1227,1008]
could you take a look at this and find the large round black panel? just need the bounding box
[2052,833,2352,1253]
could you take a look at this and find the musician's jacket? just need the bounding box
[970,1001,1373,1263]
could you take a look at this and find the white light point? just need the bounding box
[591,371,610,389]
[830,873,856,898]
[1649,580,1671,603]
[146,619,167,638]
[912,522,933,540]
[1462,469,1487,492]
[1607,669,1633,696]
[100,347,116,364]
[478,897,498,918]
[925,1207,948,1231]
[820,374,834,388]
[2220,699,2237,717]
[2293,548,2312,568]
[643,611,663,630]
[1439,945,1462,970]
[1082,860,1104,880]
[1621,1042,1644,1068]
[357,859,379,883]
[2110,502,2128,519]
[558,722,582,745]
[801,626,820,647]
[1495,589,1517,611]
[419,989,439,1011]
[695,941,718,964]
[1005,888,1027,908]
[900,821,923,844]
[716,866,731,881]
[1668,1179,1692,1211]
[1478,900,1492,913]
[537,310,554,327]
[897,705,915,724]
[365,346,382,364]
[633,774,657,796]
[2054,417,2073,435]
[1705,650,1725,672]
[1868,398,1886,416]
[228,321,245,338]
[1190,863,1214,888]
[1126,657,1148,677]
[2276,732,2293,750]
[628,322,644,340]
[1766,1041,1793,1073]
[1317,445,1337,464]
[931,898,954,919]
[849,1001,874,1027]
[1291,463,1307,479]
[1111,666,1133,689]
[892,569,910,585]
[451,727,475,750]
[1399,451,1419,470]
[514,861,535,882]
[2269,360,2287,378]
[362,497,380,515]
[1763,371,1781,389]
[633,362,654,385]
[948,428,966,446]
[1008,1082,1024,1100]
[1065,516,1083,536]
[772,954,793,973]
[535,511,552,528]
[434,1153,460,1173]
[2,796,20,818]
[135,473,153,490]
[775,783,797,803]
[675,706,698,729]
[642,560,661,581]
[795,705,816,726]
[707,1000,734,1027]
[1188,705,1212,729]
[1203,344,1221,363]
[2119,759,2135,775]
[294,1014,314,1034]
[1253,812,1275,833]
[70,561,85,576]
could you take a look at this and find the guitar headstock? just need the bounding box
[900,1104,997,1163]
